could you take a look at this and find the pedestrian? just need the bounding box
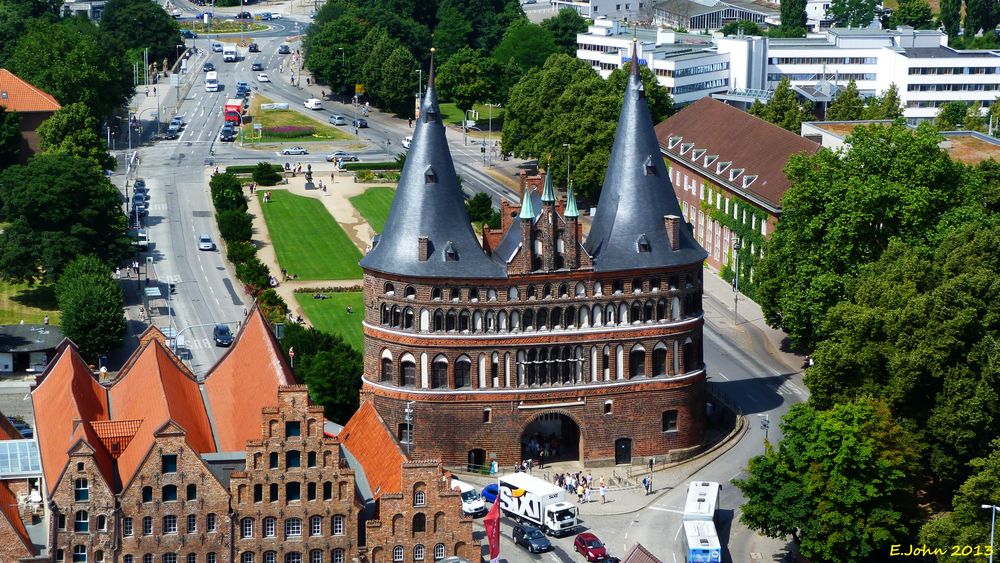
[642,476,649,495]
[576,484,584,503]
[600,483,607,504]
[115,267,121,279]
[307,163,311,173]
[153,87,157,96]
[145,87,149,97]
[583,487,591,503]
[306,77,310,86]
[138,307,145,321]
[243,306,248,317]
[43,315,49,325]
[537,448,544,469]
[408,117,413,128]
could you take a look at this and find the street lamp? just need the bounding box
[175,44,184,64]
[758,413,770,444]
[984,505,998,563]
[486,103,500,167]
[464,109,476,146]
[562,143,572,187]
[733,238,741,323]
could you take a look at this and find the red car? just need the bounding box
[574,532,608,561]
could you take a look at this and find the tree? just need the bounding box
[100,0,182,67]
[0,154,130,283]
[755,123,960,348]
[749,77,813,133]
[542,8,589,55]
[826,80,865,121]
[357,27,400,106]
[493,21,558,71]
[963,102,986,132]
[433,0,472,62]
[466,192,494,223]
[210,172,247,212]
[778,0,808,36]
[862,83,903,120]
[304,13,369,99]
[378,46,420,116]
[279,323,363,424]
[217,209,253,243]
[964,0,994,37]
[888,0,934,28]
[36,102,116,170]
[436,47,499,112]
[56,255,126,361]
[720,19,764,36]
[252,162,282,186]
[828,0,880,26]
[0,105,20,170]
[936,100,970,129]
[940,0,962,37]
[734,399,922,563]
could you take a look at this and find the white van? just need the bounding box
[304,98,322,110]
[402,136,412,149]
[451,479,487,517]
[205,71,219,92]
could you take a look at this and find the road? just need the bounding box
[124,16,806,561]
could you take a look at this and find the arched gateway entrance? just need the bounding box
[521,413,581,463]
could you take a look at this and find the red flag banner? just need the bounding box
[483,491,501,563]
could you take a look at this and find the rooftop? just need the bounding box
[340,401,406,499]
[901,46,1000,58]
[0,324,64,353]
[0,69,61,113]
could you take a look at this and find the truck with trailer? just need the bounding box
[223,99,244,125]
[223,44,237,62]
[497,473,577,536]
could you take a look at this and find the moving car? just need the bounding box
[171,8,182,18]
[170,116,184,129]
[180,29,198,39]
[281,146,308,155]
[234,11,252,19]
[211,42,223,52]
[203,62,215,72]
[133,179,148,195]
[513,525,551,553]
[164,124,180,139]
[198,234,215,251]
[257,73,270,82]
[452,479,487,517]
[325,151,358,162]
[132,194,149,210]
[213,324,234,347]
[278,44,291,54]
[219,124,236,141]
[251,62,264,71]
[259,12,272,20]
[304,98,322,110]
[328,114,347,125]
[574,533,609,562]
[401,136,412,149]
[236,80,249,90]
[481,483,498,503]
[196,11,214,19]
[248,42,260,53]
[352,118,368,128]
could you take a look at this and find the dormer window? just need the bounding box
[743,175,758,188]
[636,81,646,99]
[692,149,705,161]
[644,155,656,176]
[667,136,682,149]
[424,108,437,123]
[444,241,458,262]
[424,165,437,184]
[717,161,731,174]
[704,155,718,167]
[729,168,744,182]
[636,234,651,253]
[680,143,694,155]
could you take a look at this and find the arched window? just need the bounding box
[433,309,444,331]
[285,517,302,538]
[384,282,395,295]
[594,281,603,295]
[74,478,89,501]
[650,277,660,291]
[401,360,416,387]
[455,358,471,388]
[186,484,197,501]
[392,547,404,562]
[507,286,519,300]
[284,554,302,563]
[405,286,416,299]
[613,279,624,294]
[469,288,480,301]
[381,358,393,382]
[526,285,536,299]
[403,307,414,330]
[332,550,345,563]
[487,288,498,301]
[458,310,470,332]
[413,513,426,533]
[630,302,642,324]
[142,486,153,503]
[332,515,345,535]
[432,358,448,388]
[434,544,446,561]
[449,288,460,301]
[445,310,457,331]
[536,309,547,331]
[162,485,177,502]
[653,344,668,376]
[629,346,646,378]
[559,283,568,297]
[542,284,552,298]
[264,517,277,538]
[414,545,425,561]
[73,546,87,562]
[310,515,323,536]
[310,550,323,563]
[432,287,442,300]
[74,510,89,532]
[241,554,255,563]
[632,277,643,293]
[240,518,254,539]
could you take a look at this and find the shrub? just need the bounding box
[227,164,282,175]
[355,170,374,182]
[257,288,289,324]
[217,209,253,243]
[264,125,316,138]
[235,256,270,288]
[252,161,283,186]
[210,173,247,212]
[343,161,402,171]
[226,240,257,265]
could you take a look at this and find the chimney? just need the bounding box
[664,215,680,251]
[417,236,430,261]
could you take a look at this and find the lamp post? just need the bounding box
[486,103,499,167]
[562,143,572,187]
[415,68,422,120]
[758,413,770,444]
[175,44,184,64]
[984,505,998,563]
[733,238,741,323]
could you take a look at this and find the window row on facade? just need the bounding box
[908,65,1000,75]
[239,552,347,563]
[237,515,347,539]
[235,479,349,504]
[768,56,877,65]
[369,542,454,563]
[120,512,219,536]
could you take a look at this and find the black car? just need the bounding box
[180,29,198,39]
[278,44,291,54]
[163,126,179,140]
[251,62,264,71]
[352,118,368,128]
[220,125,236,141]
[203,62,215,72]
[248,43,260,53]
[234,11,252,19]
[513,525,551,553]
[213,324,234,347]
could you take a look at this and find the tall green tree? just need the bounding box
[542,8,589,55]
[436,47,500,112]
[279,323,363,424]
[749,77,813,133]
[358,27,400,104]
[778,0,808,36]
[828,0,880,26]
[304,13,369,99]
[0,154,131,283]
[433,0,472,61]
[720,19,764,35]
[100,0,182,67]
[755,123,960,348]
[826,80,865,121]
[378,46,421,116]
[493,21,558,71]
[964,0,994,37]
[0,106,21,170]
[734,399,922,563]
[940,0,962,37]
[36,102,116,170]
[56,255,126,361]
[936,100,970,129]
[888,0,934,28]
[862,83,903,120]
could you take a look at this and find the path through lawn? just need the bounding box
[295,291,365,351]
[259,190,363,280]
[348,187,395,233]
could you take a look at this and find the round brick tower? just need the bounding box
[359,47,708,468]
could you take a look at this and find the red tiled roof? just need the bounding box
[0,69,60,113]
[623,543,662,563]
[90,419,142,459]
[0,410,21,441]
[109,339,216,490]
[31,342,109,495]
[0,481,34,557]
[203,307,295,451]
[654,97,820,209]
[341,401,406,498]
[65,422,116,493]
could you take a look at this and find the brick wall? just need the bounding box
[49,444,116,563]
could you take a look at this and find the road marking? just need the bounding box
[729,472,743,482]
[718,372,730,381]
[647,506,684,514]
[674,523,683,542]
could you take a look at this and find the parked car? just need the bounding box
[180,29,198,39]
[248,42,260,53]
[401,136,412,149]
[213,324,234,347]
[328,114,347,126]
[278,44,291,54]
[132,194,149,210]
[325,151,359,162]
[234,11,252,19]
[481,483,498,503]
[164,125,180,139]
[281,146,308,155]
[9,419,32,438]
[198,234,215,251]
[304,98,322,110]
[170,116,184,129]
[574,533,609,562]
[513,525,551,553]
[259,12,272,20]
[251,62,264,71]
[203,62,215,72]
[352,118,368,128]
[133,180,148,197]
[257,73,270,82]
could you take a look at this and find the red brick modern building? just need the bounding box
[359,49,709,470]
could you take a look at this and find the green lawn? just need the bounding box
[296,291,365,351]
[258,191,363,280]
[349,187,395,232]
[0,282,60,325]
[439,102,506,128]
[248,95,351,143]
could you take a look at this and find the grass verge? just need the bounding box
[0,282,60,325]
[349,187,395,233]
[295,291,364,351]
[258,191,363,280]
[439,102,506,126]
[247,95,351,143]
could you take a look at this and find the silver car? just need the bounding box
[198,235,215,251]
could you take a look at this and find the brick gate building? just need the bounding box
[359,46,709,469]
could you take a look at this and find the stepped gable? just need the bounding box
[585,41,707,272]
[31,341,109,495]
[203,306,295,451]
[360,52,506,279]
[0,480,34,557]
[108,338,216,489]
[340,401,406,499]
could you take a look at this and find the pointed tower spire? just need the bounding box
[359,49,504,279]
[519,189,535,219]
[541,164,556,202]
[584,36,706,272]
[564,182,579,217]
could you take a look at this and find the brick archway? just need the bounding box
[519,411,583,464]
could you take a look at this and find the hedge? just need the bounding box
[227,164,283,175]
[343,162,402,171]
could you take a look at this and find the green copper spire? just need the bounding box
[564,182,579,217]
[541,167,556,202]
[519,189,535,219]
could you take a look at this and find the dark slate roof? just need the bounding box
[359,58,505,279]
[0,325,63,353]
[492,188,543,265]
[584,45,707,272]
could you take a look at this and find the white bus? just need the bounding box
[205,71,219,92]
[683,481,720,522]
[682,520,722,563]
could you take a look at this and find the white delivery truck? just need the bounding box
[450,479,487,517]
[223,45,237,62]
[205,71,219,92]
[498,473,577,536]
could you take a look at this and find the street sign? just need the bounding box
[169,73,180,86]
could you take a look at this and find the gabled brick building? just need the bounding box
[0,413,39,561]
[359,45,710,470]
[0,69,61,163]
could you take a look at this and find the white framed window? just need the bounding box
[332,550,345,563]
[72,546,87,563]
[392,547,404,562]
[142,516,152,535]
[332,515,344,535]
[414,491,426,506]
[434,545,446,561]
[163,555,177,563]
[124,556,133,563]
[414,545,425,561]
[97,515,107,531]
[187,514,197,534]
[310,515,322,536]
[285,554,302,563]
[74,478,89,501]
[264,554,276,563]
[264,517,276,538]
[241,554,255,563]
[285,517,302,538]
[95,551,104,563]
[207,555,216,563]
[241,518,254,539]
[123,517,133,536]
[207,513,217,532]
[144,556,153,563]
[163,515,177,535]
[56,549,65,562]
[310,551,323,563]
[74,510,89,533]
[187,555,196,563]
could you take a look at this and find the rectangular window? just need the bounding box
[58,514,66,530]
[207,514,217,532]
[264,518,276,537]
[74,479,89,502]
[142,517,152,536]
[285,518,302,537]
[307,451,317,468]
[270,483,279,502]
[286,451,301,468]
[311,517,322,536]
[123,517,133,536]
[164,515,177,534]
[286,482,301,502]
[187,514,197,534]
[308,482,317,501]
[662,410,679,432]
[285,421,301,437]
[332,516,344,535]
[269,452,278,469]
[254,484,263,503]
[323,482,332,501]
[161,455,178,473]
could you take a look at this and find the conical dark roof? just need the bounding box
[360,55,505,279]
[584,42,707,272]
